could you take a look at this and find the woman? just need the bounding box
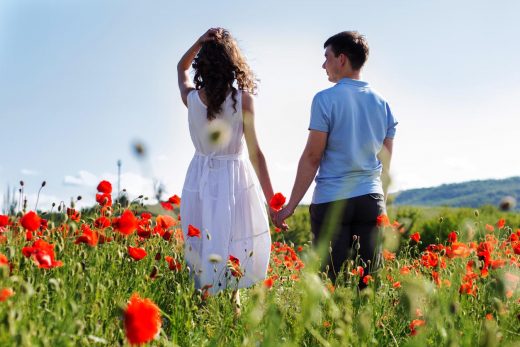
[177,28,274,307]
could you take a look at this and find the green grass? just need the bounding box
[0,203,519,346]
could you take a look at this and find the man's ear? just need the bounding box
[339,53,348,67]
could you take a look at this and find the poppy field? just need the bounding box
[0,180,519,346]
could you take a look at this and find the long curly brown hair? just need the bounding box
[192,30,257,121]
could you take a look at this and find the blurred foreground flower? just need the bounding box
[0,288,14,302]
[124,293,161,345]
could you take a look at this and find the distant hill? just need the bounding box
[392,176,520,210]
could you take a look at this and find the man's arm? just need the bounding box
[378,137,393,200]
[274,130,327,227]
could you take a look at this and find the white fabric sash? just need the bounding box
[195,151,243,200]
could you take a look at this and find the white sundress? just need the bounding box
[180,89,271,294]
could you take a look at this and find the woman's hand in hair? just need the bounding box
[198,28,223,45]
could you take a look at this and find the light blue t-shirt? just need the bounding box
[309,77,398,204]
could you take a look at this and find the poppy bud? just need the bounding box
[77,196,82,201]
[52,202,56,207]
[439,217,444,223]
[352,235,358,241]
[20,180,24,187]
[41,181,46,187]
[355,242,360,250]
[138,195,143,199]
[474,210,479,217]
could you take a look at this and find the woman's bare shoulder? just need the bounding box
[241,90,254,114]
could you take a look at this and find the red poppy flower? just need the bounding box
[96,193,112,207]
[21,211,41,232]
[137,225,152,239]
[513,242,520,255]
[228,255,243,278]
[162,230,172,241]
[447,231,457,243]
[0,215,9,228]
[269,193,286,211]
[141,212,152,220]
[362,275,373,285]
[351,266,364,278]
[94,216,111,229]
[97,180,112,194]
[392,281,401,288]
[400,266,411,275]
[165,256,182,271]
[485,224,494,232]
[97,233,113,244]
[410,232,421,243]
[0,288,14,302]
[446,242,471,258]
[168,195,181,205]
[75,224,98,246]
[409,319,426,336]
[124,293,161,345]
[113,210,138,236]
[187,225,201,238]
[496,219,506,230]
[383,249,396,261]
[421,251,439,268]
[376,214,390,227]
[128,247,147,261]
[22,239,63,269]
[264,276,275,289]
[0,253,8,267]
[67,208,81,222]
[160,202,173,210]
[156,215,177,229]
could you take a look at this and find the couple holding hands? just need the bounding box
[177,28,398,299]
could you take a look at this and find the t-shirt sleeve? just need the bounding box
[309,93,330,132]
[385,102,398,139]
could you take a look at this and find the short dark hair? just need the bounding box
[324,31,369,71]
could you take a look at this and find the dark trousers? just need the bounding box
[309,193,386,285]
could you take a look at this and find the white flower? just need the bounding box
[208,253,223,264]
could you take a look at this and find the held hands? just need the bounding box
[272,206,293,231]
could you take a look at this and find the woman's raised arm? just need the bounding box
[177,28,222,106]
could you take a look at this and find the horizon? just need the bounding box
[2,0,520,212]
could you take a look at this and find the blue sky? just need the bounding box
[1,0,519,211]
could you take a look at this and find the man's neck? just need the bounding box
[339,71,361,81]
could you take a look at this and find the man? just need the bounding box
[274,31,397,284]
